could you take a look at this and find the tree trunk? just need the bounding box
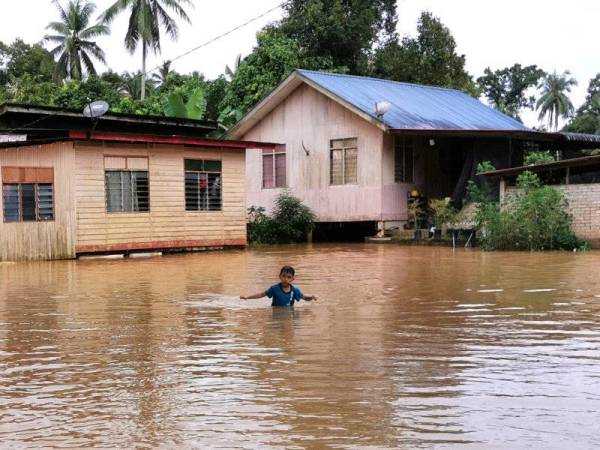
[141,42,147,101]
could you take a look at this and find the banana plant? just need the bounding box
[164,86,206,120]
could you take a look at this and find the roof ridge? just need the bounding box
[295,69,469,94]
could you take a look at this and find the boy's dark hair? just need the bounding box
[280,266,295,277]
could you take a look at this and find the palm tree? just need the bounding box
[44,0,109,81]
[536,71,578,131]
[151,60,172,85]
[225,54,242,81]
[100,0,192,100]
[119,71,157,98]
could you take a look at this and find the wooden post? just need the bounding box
[566,167,570,185]
[499,177,506,202]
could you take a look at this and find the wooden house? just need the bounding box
[0,104,273,260]
[227,70,598,237]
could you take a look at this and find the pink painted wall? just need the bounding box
[243,84,418,223]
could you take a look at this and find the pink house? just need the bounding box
[227,70,596,236]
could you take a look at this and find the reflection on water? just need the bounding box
[1,245,600,448]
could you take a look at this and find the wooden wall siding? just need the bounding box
[74,142,246,253]
[243,83,413,222]
[0,142,77,260]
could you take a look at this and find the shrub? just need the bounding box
[429,198,457,229]
[473,171,585,251]
[524,151,555,166]
[247,192,316,244]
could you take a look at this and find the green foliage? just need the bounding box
[279,0,397,74]
[44,0,109,81]
[473,171,584,251]
[566,74,600,135]
[373,12,477,94]
[429,198,457,228]
[164,87,206,119]
[100,0,192,99]
[0,39,57,85]
[536,71,577,131]
[476,161,496,174]
[247,192,316,244]
[524,151,555,166]
[222,31,333,116]
[477,64,546,120]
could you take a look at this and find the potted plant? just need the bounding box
[429,198,457,240]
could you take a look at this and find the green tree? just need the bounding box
[151,60,172,86]
[277,0,397,74]
[222,31,333,115]
[477,64,546,120]
[373,12,476,94]
[566,74,600,135]
[536,71,577,131]
[118,71,156,98]
[44,0,109,81]
[100,0,192,100]
[0,39,57,85]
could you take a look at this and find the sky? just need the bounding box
[1,0,599,127]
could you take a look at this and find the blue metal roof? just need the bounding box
[296,69,530,132]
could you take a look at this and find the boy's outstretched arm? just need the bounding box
[241,291,267,300]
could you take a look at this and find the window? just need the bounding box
[105,171,149,212]
[330,138,357,185]
[104,156,149,213]
[185,159,222,211]
[394,136,414,183]
[2,167,54,222]
[262,145,286,189]
[3,184,54,222]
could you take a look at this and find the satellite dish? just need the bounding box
[374,101,391,118]
[83,100,109,118]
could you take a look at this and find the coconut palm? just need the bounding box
[100,0,192,100]
[225,54,242,81]
[119,71,157,98]
[44,0,109,81]
[151,60,172,85]
[536,71,577,131]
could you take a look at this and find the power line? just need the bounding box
[143,1,285,79]
[3,2,286,132]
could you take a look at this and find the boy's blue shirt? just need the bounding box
[266,283,304,306]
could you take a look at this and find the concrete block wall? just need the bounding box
[506,184,600,247]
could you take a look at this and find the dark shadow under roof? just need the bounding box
[0,103,217,138]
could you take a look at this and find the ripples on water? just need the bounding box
[1,245,600,449]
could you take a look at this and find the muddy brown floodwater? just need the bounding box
[1,244,600,449]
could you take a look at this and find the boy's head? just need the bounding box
[279,266,295,285]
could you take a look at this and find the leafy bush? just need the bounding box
[429,198,457,229]
[476,160,496,174]
[247,192,316,244]
[524,151,555,166]
[472,170,585,250]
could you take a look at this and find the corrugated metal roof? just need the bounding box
[560,131,600,143]
[297,69,529,131]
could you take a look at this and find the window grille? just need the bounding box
[262,145,286,189]
[394,136,414,183]
[185,159,222,211]
[2,183,54,222]
[330,138,358,185]
[105,170,149,212]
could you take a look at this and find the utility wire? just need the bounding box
[4,2,285,133]
[141,1,285,81]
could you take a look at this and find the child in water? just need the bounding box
[241,266,318,306]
